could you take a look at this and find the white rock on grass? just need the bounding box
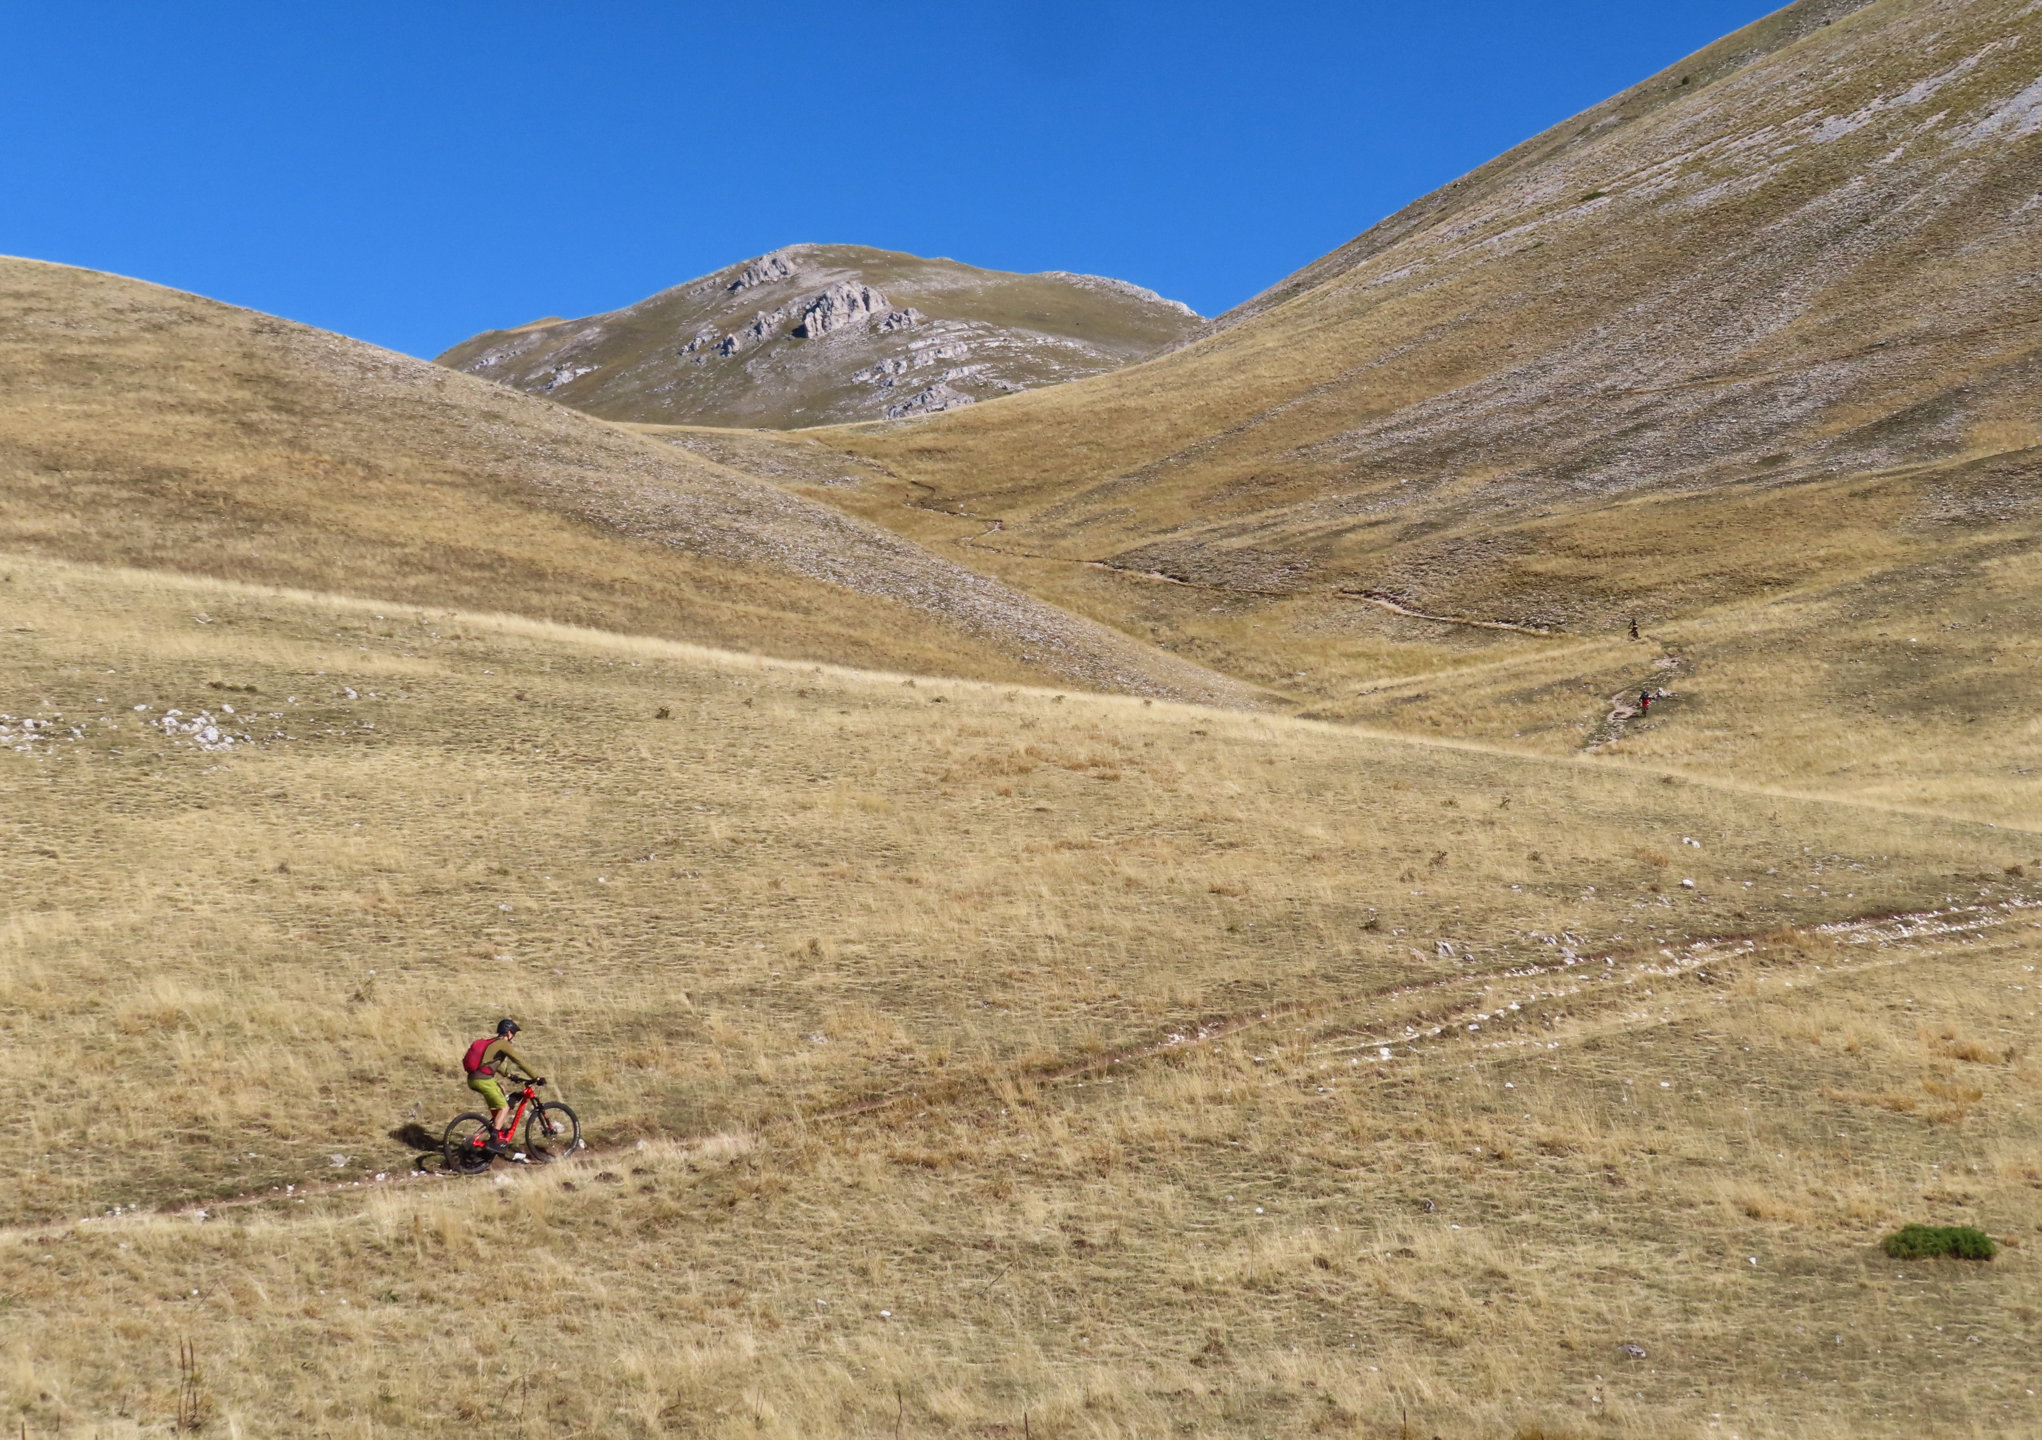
[540,364,597,391]
[883,382,975,419]
[715,310,787,356]
[727,250,801,292]
[794,282,888,339]
[852,357,912,384]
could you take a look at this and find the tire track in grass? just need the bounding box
[1304,896,2042,1067]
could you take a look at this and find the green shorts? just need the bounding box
[469,1074,508,1111]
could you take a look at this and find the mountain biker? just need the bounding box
[463,1018,543,1154]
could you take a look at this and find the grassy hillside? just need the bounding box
[7,3,2042,1434]
[678,0,2042,823]
[3,555,2039,1437]
[0,257,1257,707]
[437,244,1201,428]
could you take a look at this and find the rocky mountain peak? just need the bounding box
[437,244,1202,429]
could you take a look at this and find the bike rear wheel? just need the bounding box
[443,1112,496,1173]
[521,1101,581,1163]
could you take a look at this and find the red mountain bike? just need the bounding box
[443,1079,581,1172]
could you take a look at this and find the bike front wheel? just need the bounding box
[521,1101,581,1163]
[443,1113,496,1173]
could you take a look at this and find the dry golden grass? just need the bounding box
[778,0,2042,625]
[10,11,2041,1429]
[0,256,1255,707]
[704,432,2042,829]
[1323,538,2042,831]
[4,554,2041,1437]
[650,0,2042,830]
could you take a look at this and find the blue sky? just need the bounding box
[0,2,1776,357]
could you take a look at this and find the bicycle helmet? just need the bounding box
[496,1017,520,1037]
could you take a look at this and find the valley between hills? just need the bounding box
[3,0,2041,1436]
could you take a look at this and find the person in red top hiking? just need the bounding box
[463,1019,543,1154]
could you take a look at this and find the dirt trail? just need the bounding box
[1584,654,1688,750]
[1331,589,1561,637]
[14,894,2035,1244]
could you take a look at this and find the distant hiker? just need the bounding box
[462,1018,539,1154]
[1628,618,1640,641]
[1638,690,1652,713]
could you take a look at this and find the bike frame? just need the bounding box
[495,1083,538,1139]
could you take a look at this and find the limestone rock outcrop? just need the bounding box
[728,251,800,292]
[793,283,888,339]
[715,310,786,355]
[885,382,975,419]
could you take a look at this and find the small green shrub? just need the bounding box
[1880,1224,1997,1261]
